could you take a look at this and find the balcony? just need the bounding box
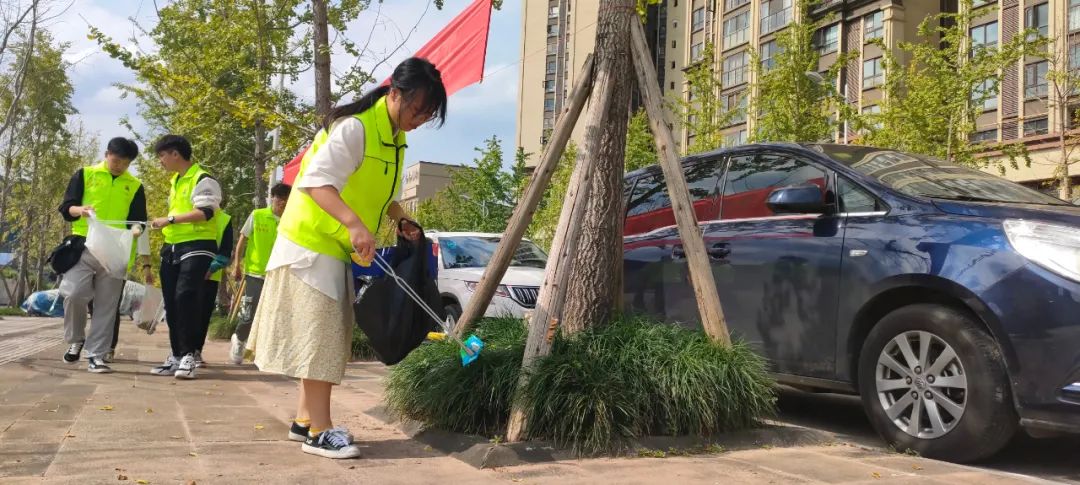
[811,0,844,15]
[760,7,792,35]
[725,0,750,10]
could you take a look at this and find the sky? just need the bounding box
[45,0,522,169]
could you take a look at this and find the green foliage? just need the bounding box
[673,43,742,155]
[750,0,851,143]
[527,143,578,251]
[0,307,26,317]
[351,330,377,361]
[414,136,519,233]
[859,0,1047,167]
[625,109,658,172]
[384,317,527,435]
[207,314,237,341]
[384,316,776,455]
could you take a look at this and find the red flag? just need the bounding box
[282,144,308,186]
[382,0,492,96]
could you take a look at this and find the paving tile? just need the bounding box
[0,404,31,430]
[45,442,203,483]
[0,420,73,443]
[66,419,189,443]
[0,442,61,479]
[182,406,288,442]
[726,448,903,483]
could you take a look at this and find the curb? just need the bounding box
[365,405,838,469]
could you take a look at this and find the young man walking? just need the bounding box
[192,207,233,367]
[228,183,289,364]
[149,135,222,380]
[57,137,152,373]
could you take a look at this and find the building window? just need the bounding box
[761,40,781,71]
[1025,3,1049,39]
[760,0,792,36]
[723,130,748,146]
[547,24,559,36]
[1071,0,1080,33]
[1071,44,1080,70]
[546,60,556,74]
[1023,117,1048,136]
[544,98,555,111]
[543,117,554,130]
[545,80,555,93]
[862,105,882,130]
[547,42,557,55]
[725,0,750,10]
[672,40,677,49]
[722,51,749,88]
[723,11,750,50]
[973,0,995,7]
[1025,61,1048,99]
[549,6,559,18]
[864,11,884,41]
[690,42,705,62]
[723,91,747,125]
[863,57,884,89]
[815,24,839,55]
[970,22,998,50]
[970,129,998,143]
[692,7,706,32]
[973,78,998,111]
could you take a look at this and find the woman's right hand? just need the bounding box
[348,221,376,264]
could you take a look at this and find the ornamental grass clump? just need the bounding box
[384,315,776,454]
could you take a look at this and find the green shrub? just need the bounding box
[0,306,26,317]
[207,314,237,340]
[384,315,776,455]
[351,330,378,361]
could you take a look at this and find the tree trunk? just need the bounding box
[254,118,267,208]
[312,0,332,119]
[560,0,634,334]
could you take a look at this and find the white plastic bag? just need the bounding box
[84,216,133,279]
[134,286,164,335]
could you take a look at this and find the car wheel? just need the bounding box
[444,302,462,331]
[857,303,1017,463]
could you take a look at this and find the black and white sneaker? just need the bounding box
[150,355,179,376]
[174,353,197,379]
[87,356,113,374]
[63,342,84,364]
[193,350,205,368]
[302,427,361,459]
[288,422,353,443]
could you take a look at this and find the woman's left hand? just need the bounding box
[398,218,421,241]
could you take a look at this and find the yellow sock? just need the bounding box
[294,418,311,427]
[308,426,324,437]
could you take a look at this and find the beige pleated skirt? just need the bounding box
[246,267,354,384]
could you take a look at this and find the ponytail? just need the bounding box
[322,85,390,131]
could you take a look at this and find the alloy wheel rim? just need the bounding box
[875,330,968,439]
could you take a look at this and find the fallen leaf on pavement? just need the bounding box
[170,436,183,440]
[912,465,923,471]
[188,452,198,457]
[136,480,149,484]
[64,434,76,438]
[254,424,265,430]
[99,405,114,411]
[145,408,153,414]
[117,474,128,480]
[871,472,882,479]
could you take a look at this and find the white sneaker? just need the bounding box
[229,335,245,365]
[193,350,205,368]
[150,355,179,376]
[174,353,196,379]
[301,427,361,459]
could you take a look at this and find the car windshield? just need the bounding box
[807,144,1069,206]
[440,236,548,269]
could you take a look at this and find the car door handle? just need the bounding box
[708,243,730,260]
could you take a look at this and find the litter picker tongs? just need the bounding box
[369,252,484,366]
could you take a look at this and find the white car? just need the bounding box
[428,232,548,325]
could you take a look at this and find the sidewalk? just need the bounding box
[0,317,1055,484]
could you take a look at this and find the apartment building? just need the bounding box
[515,0,1080,193]
[399,161,474,213]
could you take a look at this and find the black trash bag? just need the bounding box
[353,224,444,365]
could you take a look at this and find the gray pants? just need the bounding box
[234,275,264,341]
[59,251,125,358]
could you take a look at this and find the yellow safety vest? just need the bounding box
[278,96,405,262]
[162,164,217,244]
[242,208,278,276]
[72,162,141,237]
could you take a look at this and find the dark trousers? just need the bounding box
[160,243,215,358]
[195,279,220,352]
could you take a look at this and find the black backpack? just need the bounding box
[46,235,86,274]
[353,227,444,365]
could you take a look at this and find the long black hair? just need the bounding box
[323,57,448,131]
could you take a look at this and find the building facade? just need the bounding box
[515,0,1080,195]
[400,161,473,213]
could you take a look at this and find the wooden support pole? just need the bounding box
[504,57,619,443]
[629,19,732,346]
[455,55,597,337]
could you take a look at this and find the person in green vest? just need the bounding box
[190,206,233,368]
[148,134,223,380]
[57,137,152,374]
[227,182,290,365]
[245,58,441,460]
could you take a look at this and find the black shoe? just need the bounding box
[63,342,84,364]
[87,356,113,374]
[301,427,361,459]
[288,422,310,442]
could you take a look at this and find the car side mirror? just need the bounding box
[766,184,827,214]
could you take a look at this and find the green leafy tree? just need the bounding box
[1045,39,1080,200]
[414,136,518,234]
[527,143,577,251]
[750,0,851,143]
[859,0,1047,167]
[673,43,742,155]
[625,108,657,171]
